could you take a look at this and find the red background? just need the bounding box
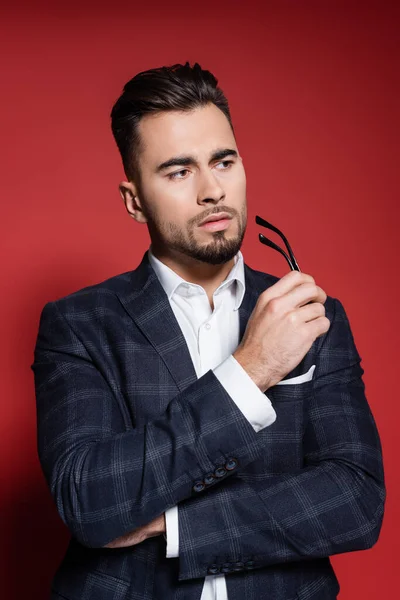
[1,1,398,598]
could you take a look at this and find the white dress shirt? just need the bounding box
[148,246,277,600]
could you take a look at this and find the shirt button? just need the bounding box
[204,322,211,330]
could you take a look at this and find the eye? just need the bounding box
[167,169,190,180]
[216,160,234,170]
[167,160,234,181]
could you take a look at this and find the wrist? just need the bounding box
[233,350,269,392]
[146,513,166,538]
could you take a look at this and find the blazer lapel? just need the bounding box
[116,250,265,392]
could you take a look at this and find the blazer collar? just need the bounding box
[116,249,270,393]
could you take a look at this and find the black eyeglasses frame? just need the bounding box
[255,215,301,272]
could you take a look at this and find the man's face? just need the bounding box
[122,102,247,266]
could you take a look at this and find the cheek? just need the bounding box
[153,177,196,205]
[236,176,246,198]
[147,191,192,230]
[226,173,246,207]
[223,165,246,192]
[236,166,247,190]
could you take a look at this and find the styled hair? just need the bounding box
[110,61,235,181]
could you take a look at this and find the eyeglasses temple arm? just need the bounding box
[255,215,301,271]
[258,234,298,271]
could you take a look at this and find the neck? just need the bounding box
[150,245,236,302]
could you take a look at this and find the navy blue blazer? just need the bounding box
[31,250,385,600]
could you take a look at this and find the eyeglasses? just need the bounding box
[256,215,301,272]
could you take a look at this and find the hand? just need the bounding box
[103,513,166,549]
[233,270,330,392]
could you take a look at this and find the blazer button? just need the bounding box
[244,560,256,569]
[193,481,205,493]
[225,458,238,471]
[204,473,215,485]
[214,466,227,478]
[207,564,220,575]
[221,562,233,573]
[233,561,245,571]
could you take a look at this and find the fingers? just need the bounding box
[261,271,327,308]
[286,281,327,308]
[264,271,315,301]
[295,301,331,340]
[296,300,326,322]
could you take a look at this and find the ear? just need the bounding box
[119,180,148,223]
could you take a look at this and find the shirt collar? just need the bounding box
[148,245,246,311]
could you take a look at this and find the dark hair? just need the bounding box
[110,61,235,181]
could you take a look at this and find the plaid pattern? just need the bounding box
[31,250,385,600]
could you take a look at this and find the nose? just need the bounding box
[197,168,226,205]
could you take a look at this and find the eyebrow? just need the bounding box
[155,148,238,173]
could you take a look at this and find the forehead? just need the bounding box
[137,103,236,163]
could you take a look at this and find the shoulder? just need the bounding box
[39,269,134,322]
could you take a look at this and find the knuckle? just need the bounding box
[289,270,303,280]
[299,272,315,284]
[309,282,322,296]
[302,282,317,296]
[322,316,331,330]
[268,297,281,313]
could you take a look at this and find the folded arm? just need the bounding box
[32,301,274,549]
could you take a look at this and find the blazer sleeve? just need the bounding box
[175,297,386,581]
[164,356,278,559]
[32,300,272,549]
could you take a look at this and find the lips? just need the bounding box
[199,213,232,226]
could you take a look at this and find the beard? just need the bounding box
[146,204,247,265]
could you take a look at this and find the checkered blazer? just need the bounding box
[31,250,385,600]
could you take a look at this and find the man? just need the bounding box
[32,62,385,600]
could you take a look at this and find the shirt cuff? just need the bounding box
[164,505,179,557]
[213,354,277,433]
